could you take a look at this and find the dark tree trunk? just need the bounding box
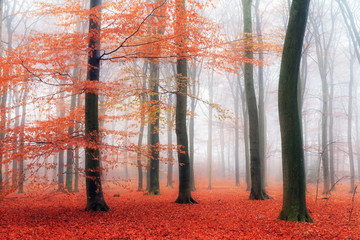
[242,0,268,200]
[84,0,109,211]
[174,0,196,204]
[277,0,312,222]
[148,59,160,195]
[58,149,64,190]
[175,58,196,204]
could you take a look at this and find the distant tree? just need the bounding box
[278,0,312,222]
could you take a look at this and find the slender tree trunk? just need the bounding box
[174,0,196,204]
[74,93,81,193]
[255,0,266,189]
[12,89,19,189]
[348,53,355,193]
[238,76,250,190]
[18,84,28,193]
[208,72,213,190]
[166,84,174,188]
[148,59,160,195]
[242,0,268,200]
[277,0,312,222]
[329,63,335,190]
[189,64,198,191]
[234,77,240,187]
[137,66,147,191]
[84,0,109,211]
[220,123,225,178]
[65,86,77,192]
[58,149,64,190]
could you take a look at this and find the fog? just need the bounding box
[0,0,359,196]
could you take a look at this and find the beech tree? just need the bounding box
[174,0,197,204]
[84,0,109,211]
[278,0,312,222]
[242,0,269,200]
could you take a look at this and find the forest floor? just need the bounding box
[0,180,360,239]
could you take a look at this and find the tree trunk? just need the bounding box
[220,123,225,178]
[148,59,160,195]
[174,0,196,203]
[189,64,198,191]
[329,61,335,190]
[238,76,250,190]
[208,72,213,190]
[18,84,28,193]
[166,83,174,188]
[242,0,268,200]
[12,89,19,189]
[255,0,266,189]
[84,0,109,211]
[348,52,355,193]
[58,149,64,190]
[65,82,78,192]
[234,77,240,187]
[74,93,81,193]
[277,0,312,222]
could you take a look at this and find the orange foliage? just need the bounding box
[0,182,360,239]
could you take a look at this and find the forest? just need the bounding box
[0,0,360,238]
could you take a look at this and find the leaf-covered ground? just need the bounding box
[1,181,359,239]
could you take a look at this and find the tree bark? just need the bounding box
[174,0,196,204]
[148,59,160,195]
[277,0,312,222]
[242,0,268,200]
[84,0,109,211]
[255,0,267,189]
[238,75,250,190]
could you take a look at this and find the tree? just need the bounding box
[347,45,355,193]
[84,0,109,211]
[309,0,337,194]
[207,71,214,190]
[242,0,269,200]
[18,82,28,194]
[277,0,312,222]
[174,0,196,204]
[148,58,160,195]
